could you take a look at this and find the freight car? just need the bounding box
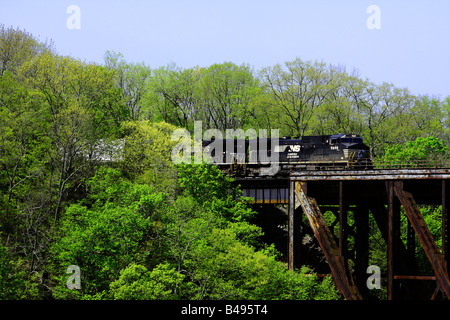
[202,134,372,176]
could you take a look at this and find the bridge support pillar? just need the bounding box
[442,180,449,280]
[288,180,295,271]
[339,182,347,264]
[387,181,401,299]
[354,202,370,297]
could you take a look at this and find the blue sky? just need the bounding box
[1,0,449,97]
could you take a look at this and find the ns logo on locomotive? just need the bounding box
[202,134,372,177]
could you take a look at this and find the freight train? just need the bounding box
[202,134,372,176]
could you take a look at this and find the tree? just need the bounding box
[0,70,54,285]
[109,263,185,300]
[146,62,260,132]
[19,53,124,220]
[104,51,152,121]
[179,221,338,300]
[0,24,54,76]
[167,163,339,300]
[0,71,50,216]
[144,63,201,131]
[409,95,446,140]
[344,80,415,157]
[51,167,167,298]
[259,58,342,137]
[244,91,280,133]
[162,195,217,276]
[197,62,259,131]
[312,71,364,136]
[0,241,32,299]
[382,136,448,167]
[176,162,235,203]
[443,96,450,144]
[164,163,256,276]
[120,120,179,192]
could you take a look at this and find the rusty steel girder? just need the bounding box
[393,181,450,298]
[294,181,362,300]
[290,169,450,181]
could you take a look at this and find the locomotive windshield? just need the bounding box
[340,137,363,144]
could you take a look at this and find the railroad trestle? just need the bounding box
[235,168,450,300]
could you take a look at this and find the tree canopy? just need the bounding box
[1,24,449,301]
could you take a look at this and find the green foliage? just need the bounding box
[109,263,185,300]
[0,237,42,299]
[381,136,449,167]
[144,62,259,132]
[120,120,179,193]
[51,167,166,298]
[0,24,54,76]
[144,63,202,130]
[177,162,234,201]
[5,25,450,301]
[177,163,255,222]
[384,136,448,159]
[253,264,340,300]
[46,163,340,301]
[0,243,23,299]
[0,71,50,211]
[198,62,260,131]
[399,205,444,274]
[259,58,344,137]
[181,226,338,300]
[104,51,152,121]
[161,163,339,300]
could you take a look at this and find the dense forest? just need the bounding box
[1,25,450,300]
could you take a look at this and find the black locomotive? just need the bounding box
[202,134,372,176]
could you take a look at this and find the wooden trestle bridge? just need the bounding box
[234,166,450,300]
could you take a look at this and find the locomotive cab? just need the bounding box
[330,134,363,146]
[332,134,371,168]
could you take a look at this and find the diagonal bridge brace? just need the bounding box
[294,181,362,300]
[393,181,450,298]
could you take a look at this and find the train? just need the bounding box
[202,134,372,176]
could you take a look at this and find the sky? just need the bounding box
[0,0,449,98]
